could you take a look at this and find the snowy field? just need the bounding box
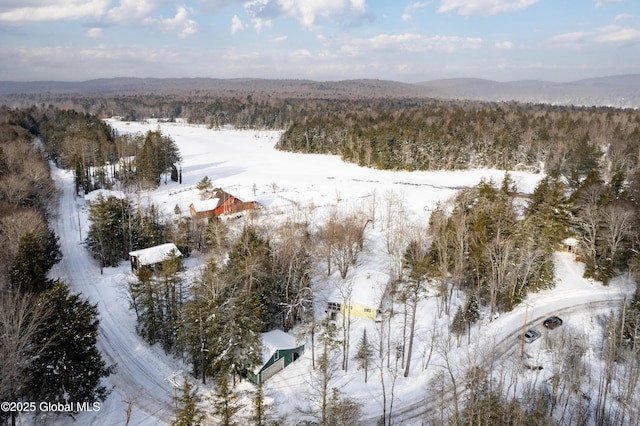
[43,119,635,425]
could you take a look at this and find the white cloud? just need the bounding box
[271,35,288,42]
[86,28,103,38]
[594,25,640,43]
[291,49,312,59]
[222,47,262,62]
[495,41,515,49]
[402,1,432,22]
[595,0,623,7]
[545,31,588,47]
[342,33,484,56]
[0,44,191,80]
[0,0,110,24]
[231,14,245,33]
[615,13,634,22]
[547,25,640,48]
[106,0,159,24]
[438,0,539,16]
[178,19,199,38]
[146,6,199,38]
[317,34,333,47]
[244,0,277,31]
[244,0,371,31]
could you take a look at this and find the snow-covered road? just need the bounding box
[50,167,178,426]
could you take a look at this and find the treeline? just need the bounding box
[5,94,640,179]
[9,106,181,193]
[278,101,640,174]
[0,106,112,424]
[1,92,303,128]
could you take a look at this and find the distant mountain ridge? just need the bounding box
[1,74,638,108]
[416,74,640,108]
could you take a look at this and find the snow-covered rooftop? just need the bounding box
[190,198,221,212]
[85,188,126,202]
[128,243,182,266]
[260,329,299,365]
[329,271,389,308]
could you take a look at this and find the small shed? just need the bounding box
[247,330,304,385]
[327,271,389,321]
[128,243,182,272]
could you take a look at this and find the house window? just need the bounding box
[364,308,371,313]
[328,302,341,311]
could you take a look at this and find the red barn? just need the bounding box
[189,188,258,218]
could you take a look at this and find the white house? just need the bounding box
[128,243,182,272]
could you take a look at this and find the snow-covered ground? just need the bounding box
[45,119,635,425]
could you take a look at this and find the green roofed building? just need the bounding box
[248,330,304,385]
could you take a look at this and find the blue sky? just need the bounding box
[1,0,639,82]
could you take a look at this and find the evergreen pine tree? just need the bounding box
[10,230,61,293]
[172,378,205,426]
[158,249,185,353]
[130,267,162,345]
[450,305,467,336]
[171,164,179,183]
[212,375,240,426]
[196,176,213,199]
[326,387,363,426]
[86,194,135,267]
[25,282,113,409]
[527,175,571,247]
[135,131,181,189]
[621,284,640,349]
[354,329,373,383]
[138,133,161,188]
[252,381,273,426]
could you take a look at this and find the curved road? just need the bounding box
[370,297,629,425]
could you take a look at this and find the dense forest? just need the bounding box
[1,97,639,424]
[278,101,640,175]
[6,89,639,176]
[0,107,113,425]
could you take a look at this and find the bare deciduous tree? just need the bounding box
[0,290,54,425]
[601,200,636,262]
[0,175,32,205]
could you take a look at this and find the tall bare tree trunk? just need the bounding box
[404,297,418,377]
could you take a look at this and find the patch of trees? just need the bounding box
[0,107,113,424]
[410,163,640,343]
[5,106,182,194]
[85,195,177,268]
[278,102,640,175]
[0,106,61,287]
[127,223,313,389]
[427,174,562,332]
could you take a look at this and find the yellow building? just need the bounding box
[327,271,389,320]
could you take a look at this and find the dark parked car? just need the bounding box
[523,329,541,343]
[543,316,563,329]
